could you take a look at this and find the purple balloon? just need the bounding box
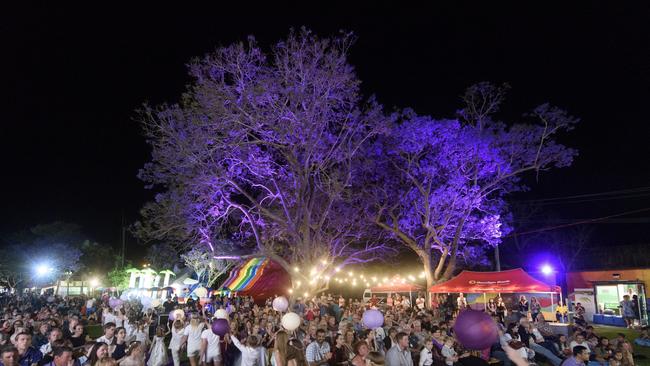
[211,318,229,337]
[362,309,384,329]
[454,310,498,350]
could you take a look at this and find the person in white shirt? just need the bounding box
[102,308,116,326]
[200,321,221,366]
[569,334,591,353]
[96,323,116,345]
[419,339,434,366]
[441,337,458,366]
[182,314,205,366]
[415,296,426,311]
[230,334,266,366]
[168,320,185,366]
[39,328,63,355]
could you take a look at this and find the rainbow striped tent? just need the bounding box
[220,257,291,302]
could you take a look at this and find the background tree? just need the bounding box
[145,243,179,270]
[0,245,27,291]
[180,245,234,287]
[363,83,579,294]
[136,29,393,295]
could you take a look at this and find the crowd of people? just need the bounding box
[0,291,643,366]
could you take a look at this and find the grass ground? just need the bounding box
[592,325,650,366]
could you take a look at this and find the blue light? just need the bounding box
[541,264,553,275]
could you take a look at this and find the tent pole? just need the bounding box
[483,293,487,312]
[551,292,555,320]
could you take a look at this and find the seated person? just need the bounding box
[634,327,650,347]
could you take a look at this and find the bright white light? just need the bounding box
[541,264,553,275]
[90,278,99,287]
[35,264,52,277]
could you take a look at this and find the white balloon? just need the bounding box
[272,296,289,312]
[214,309,228,319]
[194,287,208,298]
[172,309,185,320]
[281,312,301,331]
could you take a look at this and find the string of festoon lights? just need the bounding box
[286,262,426,296]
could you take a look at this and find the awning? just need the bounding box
[429,268,560,293]
[371,282,424,293]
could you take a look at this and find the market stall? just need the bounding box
[429,268,562,319]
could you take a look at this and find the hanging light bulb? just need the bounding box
[294,267,299,272]
[335,267,341,272]
[288,289,293,294]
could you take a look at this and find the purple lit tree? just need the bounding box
[361,83,579,292]
[136,29,393,295]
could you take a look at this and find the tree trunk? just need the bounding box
[495,244,501,271]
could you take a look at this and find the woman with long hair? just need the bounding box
[110,327,127,360]
[120,341,145,366]
[86,342,109,366]
[332,333,350,366]
[530,297,541,322]
[272,330,297,366]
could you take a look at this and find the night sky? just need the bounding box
[2,3,648,258]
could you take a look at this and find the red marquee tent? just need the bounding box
[428,268,561,294]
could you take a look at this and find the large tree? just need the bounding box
[137,29,393,295]
[363,83,579,293]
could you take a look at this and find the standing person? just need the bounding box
[487,299,497,317]
[620,295,635,328]
[456,294,467,314]
[272,331,295,366]
[182,314,205,366]
[496,297,507,324]
[305,329,331,366]
[517,296,529,320]
[146,326,168,366]
[530,297,541,322]
[415,294,425,312]
[229,335,265,366]
[385,332,413,366]
[168,320,184,366]
[200,320,222,366]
